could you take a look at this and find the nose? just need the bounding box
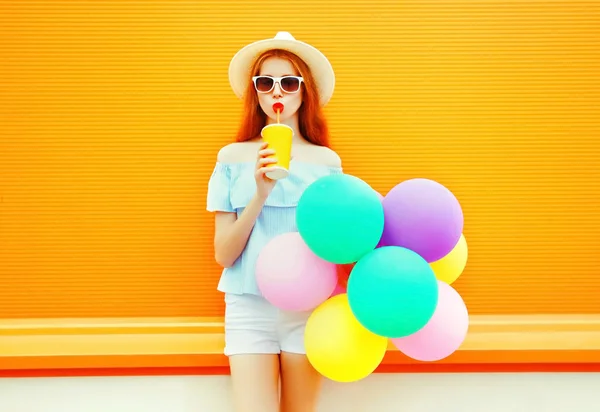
[272,82,283,98]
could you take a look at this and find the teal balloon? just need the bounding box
[347,246,439,338]
[296,174,384,264]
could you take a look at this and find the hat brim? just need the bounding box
[228,37,335,107]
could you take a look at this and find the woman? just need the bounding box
[207,32,342,412]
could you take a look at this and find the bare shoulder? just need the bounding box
[217,141,261,163]
[307,145,342,168]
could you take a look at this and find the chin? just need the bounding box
[263,110,290,122]
[260,102,301,123]
[268,111,287,120]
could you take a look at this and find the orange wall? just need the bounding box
[1,1,599,319]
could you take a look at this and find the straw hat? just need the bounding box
[228,31,335,107]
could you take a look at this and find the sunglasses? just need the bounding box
[252,75,304,94]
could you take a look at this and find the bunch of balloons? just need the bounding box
[255,174,469,383]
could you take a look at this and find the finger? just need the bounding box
[257,167,276,177]
[258,149,276,157]
[257,142,268,154]
[256,142,269,159]
[258,157,277,166]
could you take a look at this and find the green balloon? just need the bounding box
[296,174,384,264]
[347,246,439,338]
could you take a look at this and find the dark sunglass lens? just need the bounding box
[281,77,300,92]
[255,77,274,92]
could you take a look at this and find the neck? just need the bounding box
[266,114,304,143]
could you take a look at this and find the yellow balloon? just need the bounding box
[304,294,388,383]
[430,234,468,284]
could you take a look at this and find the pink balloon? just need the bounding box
[330,282,346,297]
[256,232,338,312]
[391,281,469,361]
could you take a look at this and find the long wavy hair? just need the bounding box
[235,49,330,147]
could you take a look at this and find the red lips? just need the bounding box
[272,102,284,113]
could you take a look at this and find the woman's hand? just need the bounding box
[255,142,278,200]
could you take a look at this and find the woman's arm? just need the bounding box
[211,141,277,268]
[213,193,267,268]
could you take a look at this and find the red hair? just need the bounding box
[235,49,330,147]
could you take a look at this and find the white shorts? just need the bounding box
[223,292,312,356]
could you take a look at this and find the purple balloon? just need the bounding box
[381,179,463,262]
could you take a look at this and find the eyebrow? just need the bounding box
[259,74,296,77]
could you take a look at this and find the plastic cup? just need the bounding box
[261,123,293,180]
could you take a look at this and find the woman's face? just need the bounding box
[255,56,303,123]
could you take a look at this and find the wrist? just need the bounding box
[254,191,269,203]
